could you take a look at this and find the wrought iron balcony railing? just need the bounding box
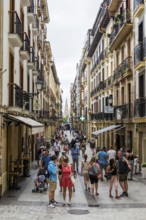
[34,14,39,28]
[134,98,146,117]
[113,56,132,81]
[9,11,22,38]
[29,46,34,62]
[91,112,113,121]
[114,103,132,119]
[28,0,34,13]
[134,42,144,65]
[8,83,23,108]
[134,0,144,11]
[23,91,29,111]
[109,11,132,46]
[21,32,30,51]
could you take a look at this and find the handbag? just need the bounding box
[69,165,75,185]
[104,172,112,180]
[70,174,75,185]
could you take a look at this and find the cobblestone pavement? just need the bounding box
[0,131,146,220]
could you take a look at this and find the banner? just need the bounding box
[33,98,41,110]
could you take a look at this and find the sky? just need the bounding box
[47,0,103,111]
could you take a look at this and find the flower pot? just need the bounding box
[142,167,146,178]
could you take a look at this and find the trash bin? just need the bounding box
[23,160,31,177]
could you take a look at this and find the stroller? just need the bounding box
[32,166,47,193]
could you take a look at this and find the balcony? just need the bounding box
[134,40,146,70]
[113,57,132,84]
[32,57,39,76]
[135,98,146,117]
[32,14,39,36]
[114,103,133,120]
[37,0,42,17]
[91,112,113,121]
[107,76,113,89]
[37,34,43,50]
[134,0,144,17]
[9,11,23,48]
[8,83,23,111]
[108,0,122,16]
[20,32,30,61]
[21,0,30,7]
[87,4,110,57]
[109,12,133,51]
[23,91,29,111]
[27,47,35,70]
[27,0,35,24]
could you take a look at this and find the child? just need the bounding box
[134,155,139,174]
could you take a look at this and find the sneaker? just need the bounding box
[120,192,127,197]
[63,201,66,206]
[124,192,128,197]
[51,200,58,206]
[48,203,55,208]
[68,202,71,206]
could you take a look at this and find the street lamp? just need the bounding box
[35,79,44,91]
[108,95,113,106]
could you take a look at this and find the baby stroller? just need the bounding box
[32,174,47,193]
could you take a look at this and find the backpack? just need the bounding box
[89,163,99,176]
[118,157,130,174]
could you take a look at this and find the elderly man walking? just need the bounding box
[117,151,131,197]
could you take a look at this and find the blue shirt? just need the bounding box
[42,155,51,167]
[48,161,57,183]
[71,148,80,159]
[98,151,108,165]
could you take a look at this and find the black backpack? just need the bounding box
[118,158,130,174]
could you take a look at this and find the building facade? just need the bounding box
[71,0,146,166]
[0,0,62,197]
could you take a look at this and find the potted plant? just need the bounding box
[141,163,146,178]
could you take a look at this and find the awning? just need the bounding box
[7,115,44,134]
[92,125,121,136]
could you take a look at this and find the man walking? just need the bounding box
[107,146,116,161]
[98,147,108,181]
[53,139,61,158]
[71,144,80,172]
[48,155,58,208]
[117,150,131,197]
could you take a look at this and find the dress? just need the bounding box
[61,165,73,188]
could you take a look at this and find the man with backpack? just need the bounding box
[117,150,131,197]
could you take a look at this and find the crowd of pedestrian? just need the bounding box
[33,127,140,208]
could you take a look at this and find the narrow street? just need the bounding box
[0,132,146,220]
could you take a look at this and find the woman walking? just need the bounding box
[81,154,90,191]
[61,157,74,206]
[58,156,64,192]
[88,157,100,196]
[106,159,120,199]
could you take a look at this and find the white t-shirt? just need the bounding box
[107,149,116,160]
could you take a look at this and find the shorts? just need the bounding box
[99,163,107,170]
[119,173,128,182]
[48,180,57,191]
[89,174,98,184]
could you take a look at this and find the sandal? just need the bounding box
[96,192,99,196]
[115,196,120,199]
